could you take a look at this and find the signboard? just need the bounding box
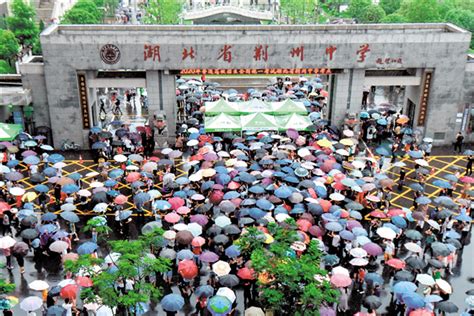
[417,72,432,126]
[77,74,90,129]
[180,68,332,76]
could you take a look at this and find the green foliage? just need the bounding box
[346,0,372,21]
[93,0,119,17]
[360,4,386,23]
[0,60,16,74]
[0,279,15,295]
[379,0,401,15]
[70,229,171,313]
[83,217,112,235]
[142,0,183,24]
[61,0,103,24]
[445,8,474,48]
[381,12,407,23]
[6,0,39,47]
[280,0,319,24]
[0,30,20,63]
[398,0,441,23]
[238,221,339,315]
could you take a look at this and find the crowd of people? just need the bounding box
[0,75,473,316]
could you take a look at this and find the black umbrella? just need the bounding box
[207,225,222,236]
[406,257,427,270]
[30,173,46,183]
[445,238,462,249]
[21,215,38,227]
[47,305,66,316]
[48,285,61,296]
[363,295,382,310]
[223,224,241,235]
[405,230,423,241]
[436,301,458,313]
[394,270,414,281]
[20,228,39,240]
[219,274,240,287]
[428,258,444,269]
[431,242,451,257]
[99,131,112,138]
[239,217,254,226]
[92,191,108,203]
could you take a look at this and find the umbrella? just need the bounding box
[60,211,80,223]
[208,296,232,315]
[28,280,49,291]
[435,279,452,294]
[330,274,352,288]
[219,274,240,287]
[176,230,194,245]
[362,243,383,256]
[436,301,458,313]
[213,260,231,277]
[386,258,406,270]
[76,276,93,287]
[431,242,451,256]
[49,240,69,253]
[405,230,423,241]
[12,242,28,255]
[416,274,435,286]
[178,259,198,279]
[77,242,98,255]
[195,285,215,298]
[60,284,78,299]
[20,228,39,240]
[322,254,340,266]
[200,251,219,263]
[216,287,236,303]
[395,270,414,281]
[403,292,425,308]
[41,212,57,222]
[376,227,396,239]
[245,307,265,316]
[20,296,43,311]
[406,257,427,269]
[365,272,384,285]
[47,305,66,316]
[161,294,184,312]
[364,295,382,309]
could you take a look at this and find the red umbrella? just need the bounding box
[459,176,474,183]
[209,190,224,204]
[409,309,434,316]
[319,200,332,213]
[178,259,198,279]
[332,182,345,191]
[192,236,205,247]
[237,267,255,280]
[164,212,181,223]
[0,202,11,213]
[125,172,141,183]
[387,208,405,217]
[114,195,128,205]
[386,258,406,270]
[330,274,352,288]
[168,197,185,210]
[75,276,93,287]
[296,219,312,232]
[370,210,387,219]
[60,284,78,299]
[227,181,240,190]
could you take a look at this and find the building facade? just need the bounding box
[20,23,472,148]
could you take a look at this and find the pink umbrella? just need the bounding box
[308,225,323,237]
[168,197,185,210]
[114,195,128,205]
[330,274,352,288]
[190,214,209,226]
[204,152,218,161]
[21,150,37,157]
[164,212,181,223]
[296,219,312,232]
[191,236,205,247]
[126,172,141,183]
[177,206,190,215]
[362,242,383,256]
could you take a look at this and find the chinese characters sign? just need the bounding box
[77,74,90,129]
[417,72,432,126]
[180,68,332,75]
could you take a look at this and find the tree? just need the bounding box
[445,8,474,48]
[360,4,386,23]
[6,0,39,47]
[65,229,171,315]
[61,0,103,24]
[236,221,339,315]
[142,0,183,24]
[398,0,441,23]
[381,13,407,23]
[0,60,16,74]
[346,0,372,22]
[379,0,401,15]
[0,30,20,66]
[280,0,319,24]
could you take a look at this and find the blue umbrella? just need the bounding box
[34,184,49,193]
[23,156,40,165]
[443,174,458,182]
[60,211,80,223]
[409,183,424,192]
[393,281,417,293]
[107,190,120,197]
[275,186,292,199]
[391,216,407,229]
[175,177,190,185]
[77,242,98,255]
[249,208,266,219]
[349,211,363,220]
[134,192,151,205]
[415,196,431,205]
[375,147,391,156]
[130,302,149,316]
[43,167,57,177]
[109,169,124,179]
[408,151,423,159]
[90,126,101,134]
[92,142,107,149]
[464,150,474,155]
[432,180,452,189]
[153,200,171,210]
[177,249,194,260]
[455,212,472,222]
[161,294,184,312]
[322,254,340,266]
[325,222,343,232]
[37,224,58,234]
[18,209,35,219]
[67,173,82,181]
[225,245,241,258]
[249,185,265,194]
[315,186,328,198]
[445,230,461,239]
[402,292,425,308]
[119,210,133,221]
[377,118,387,125]
[41,212,57,222]
[195,285,214,298]
[223,191,240,199]
[360,112,370,119]
[256,199,274,211]
[365,272,384,285]
[61,184,79,194]
[47,154,64,163]
[6,160,19,168]
[104,179,117,187]
[340,230,355,241]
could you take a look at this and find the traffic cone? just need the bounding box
[79,154,83,164]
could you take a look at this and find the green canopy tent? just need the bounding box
[204,113,241,132]
[276,113,313,131]
[272,99,308,115]
[0,123,22,141]
[240,99,273,114]
[205,99,240,116]
[241,113,279,131]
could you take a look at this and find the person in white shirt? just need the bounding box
[62,298,73,316]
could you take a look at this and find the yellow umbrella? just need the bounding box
[201,169,216,177]
[317,138,332,148]
[22,192,37,202]
[264,233,274,244]
[340,138,354,146]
